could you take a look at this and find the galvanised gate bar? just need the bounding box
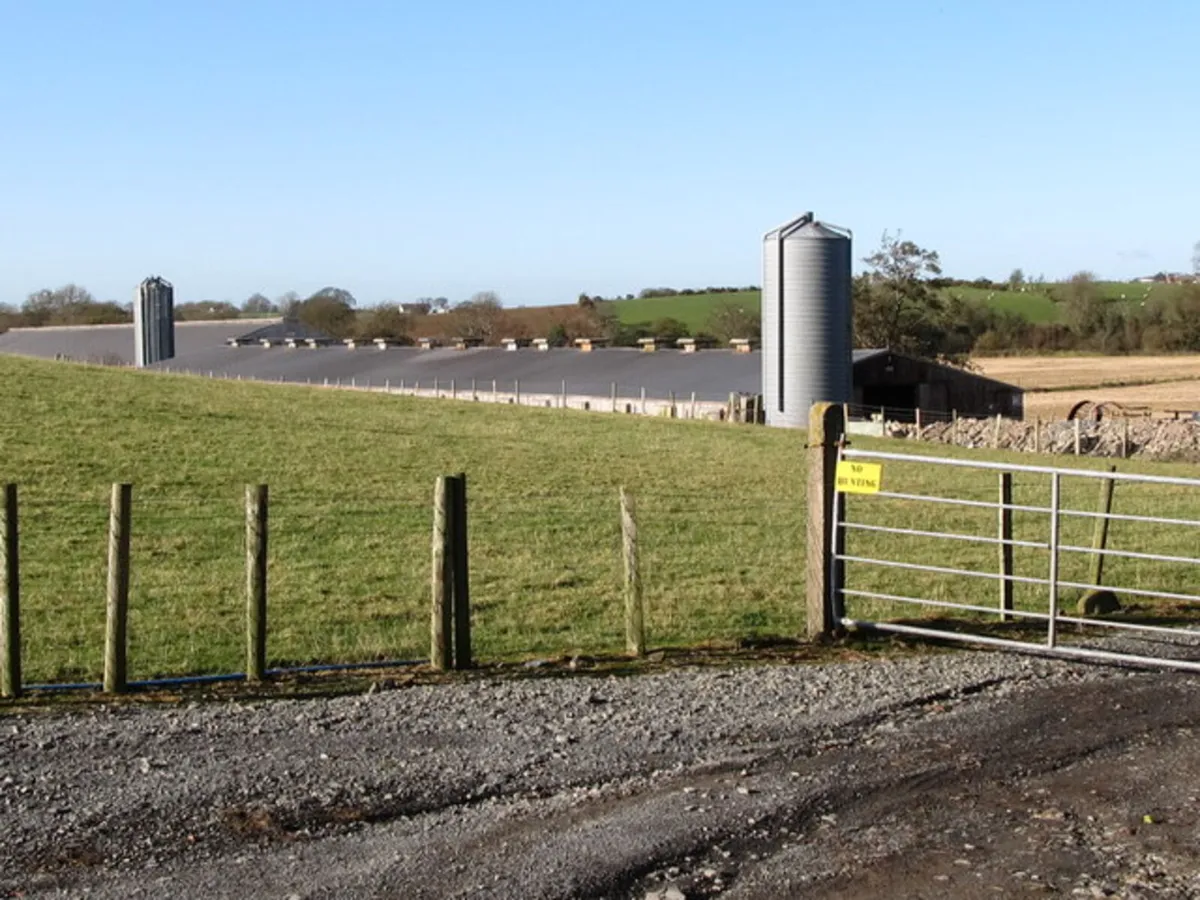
[829,445,1200,672]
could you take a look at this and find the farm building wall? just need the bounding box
[851,351,1023,420]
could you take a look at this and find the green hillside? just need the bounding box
[610,282,1185,333]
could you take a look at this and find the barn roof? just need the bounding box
[0,322,1020,402]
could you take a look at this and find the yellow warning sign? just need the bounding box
[835,461,882,494]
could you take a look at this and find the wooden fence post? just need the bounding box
[450,474,471,670]
[1121,418,1129,459]
[1034,417,1041,454]
[998,473,1014,622]
[993,413,1002,449]
[430,476,453,671]
[103,483,132,694]
[515,379,521,405]
[640,386,647,415]
[1,485,19,699]
[1074,417,1082,455]
[1089,466,1118,588]
[610,382,617,413]
[807,403,845,639]
[245,485,268,682]
[690,391,697,419]
[620,488,644,656]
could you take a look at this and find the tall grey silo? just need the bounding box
[134,276,175,368]
[761,213,852,428]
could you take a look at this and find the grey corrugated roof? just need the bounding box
[0,321,1016,400]
[0,319,278,365]
[154,346,765,402]
[233,321,335,344]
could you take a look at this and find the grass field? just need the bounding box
[6,355,1200,685]
[3,356,811,683]
[611,291,760,331]
[610,282,1190,333]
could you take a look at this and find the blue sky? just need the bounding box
[1,0,1196,307]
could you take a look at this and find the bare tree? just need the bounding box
[21,284,127,326]
[242,293,276,315]
[455,292,505,342]
[1192,240,1200,276]
[275,291,301,320]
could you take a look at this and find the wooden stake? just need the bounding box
[103,484,132,694]
[245,485,268,682]
[1,485,19,699]
[620,488,644,657]
[430,476,452,671]
[1074,417,1082,455]
[1089,466,1117,589]
[998,473,1013,622]
[807,403,845,639]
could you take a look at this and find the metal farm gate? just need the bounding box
[824,444,1200,672]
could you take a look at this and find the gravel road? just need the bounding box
[3,651,1200,899]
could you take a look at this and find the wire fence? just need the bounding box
[4,478,806,692]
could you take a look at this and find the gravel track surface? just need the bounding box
[4,652,1200,898]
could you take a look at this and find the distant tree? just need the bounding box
[704,301,761,343]
[1008,268,1025,290]
[308,286,357,308]
[354,304,412,342]
[854,232,952,360]
[242,293,276,315]
[650,317,690,342]
[1056,271,1106,337]
[296,292,356,338]
[1193,240,1200,275]
[454,291,505,342]
[276,291,301,320]
[21,284,129,326]
[546,323,569,347]
[432,297,450,313]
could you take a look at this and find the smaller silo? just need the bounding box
[134,276,175,367]
[761,213,853,427]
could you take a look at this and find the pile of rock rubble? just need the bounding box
[887,417,1200,461]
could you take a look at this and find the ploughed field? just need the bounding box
[5,355,1200,684]
[975,355,1200,419]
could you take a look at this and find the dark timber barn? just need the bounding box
[852,349,1023,420]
